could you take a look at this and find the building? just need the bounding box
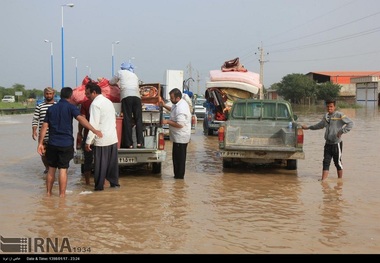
[306,71,380,105]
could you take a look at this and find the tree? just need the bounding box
[275,73,317,104]
[316,82,341,101]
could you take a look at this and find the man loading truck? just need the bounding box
[109,62,144,149]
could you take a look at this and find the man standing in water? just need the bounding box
[84,82,120,191]
[160,88,192,179]
[302,99,353,181]
[32,87,56,174]
[37,87,102,197]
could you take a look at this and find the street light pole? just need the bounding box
[111,41,120,76]
[61,3,74,88]
[71,56,78,87]
[44,39,54,88]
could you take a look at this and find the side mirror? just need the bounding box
[293,114,298,121]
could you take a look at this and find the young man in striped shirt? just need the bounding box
[32,87,56,174]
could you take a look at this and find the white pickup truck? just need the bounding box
[115,83,166,174]
[2,95,15,103]
[218,99,305,170]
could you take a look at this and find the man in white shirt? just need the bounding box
[109,62,144,148]
[161,88,191,179]
[85,82,120,190]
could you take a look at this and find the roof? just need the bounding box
[307,71,380,77]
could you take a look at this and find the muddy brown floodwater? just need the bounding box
[0,106,379,254]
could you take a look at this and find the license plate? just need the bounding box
[118,157,137,163]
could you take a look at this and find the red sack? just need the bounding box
[98,77,121,103]
[72,76,121,104]
[72,84,87,105]
[215,111,226,121]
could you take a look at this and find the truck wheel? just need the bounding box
[286,160,297,170]
[152,162,162,174]
[207,128,213,136]
[223,159,233,168]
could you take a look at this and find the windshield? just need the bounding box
[195,98,206,106]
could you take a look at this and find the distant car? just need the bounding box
[193,97,206,120]
[2,95,15,103]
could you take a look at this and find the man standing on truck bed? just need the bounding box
[302,99,353,181]
[109,62,144,148]
[161,88,191,179]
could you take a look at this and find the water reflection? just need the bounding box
[1,108,380,254]
[319,181,346,248]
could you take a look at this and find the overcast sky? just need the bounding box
[1,0,380,95]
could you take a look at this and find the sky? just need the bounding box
[1,0,380,95]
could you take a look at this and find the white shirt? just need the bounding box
[169,98,192,144]
[109,69,140,99]
[86,94,118,146]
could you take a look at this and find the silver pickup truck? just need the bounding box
[218,99,305,170]
[115,83,166,174]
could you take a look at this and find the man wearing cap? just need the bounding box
[109,62,144,148]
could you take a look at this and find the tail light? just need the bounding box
[218,126,225,148]
[158,133,165,150]
[297,128,304,147]
[191,115,197,129]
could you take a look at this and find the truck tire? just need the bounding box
[152,162,162,174]
[207,128,213,136]
[222,159,233,168]
[286,160,297,170]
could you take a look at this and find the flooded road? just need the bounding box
[0,106,379,254]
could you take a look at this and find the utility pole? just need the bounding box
[256,42,269,99]
[196,70,201,96]
[187,62,194,80]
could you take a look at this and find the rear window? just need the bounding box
[195,98,206,106]
[232,101,290,120]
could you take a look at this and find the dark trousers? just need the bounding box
[172,142,188,178]
[93,143,119,190]
[323,141,343,171]
[121,96,144,148]
[81,134,93,173]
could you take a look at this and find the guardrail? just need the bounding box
[0,108,35,115]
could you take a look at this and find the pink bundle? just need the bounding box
[72,76,121,104]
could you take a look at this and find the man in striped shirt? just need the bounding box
[32,87,56,174]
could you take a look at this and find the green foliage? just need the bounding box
[271,74,345,105]
[275,73,317,104]
[316,82,341,101]
[0,84,45,103]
